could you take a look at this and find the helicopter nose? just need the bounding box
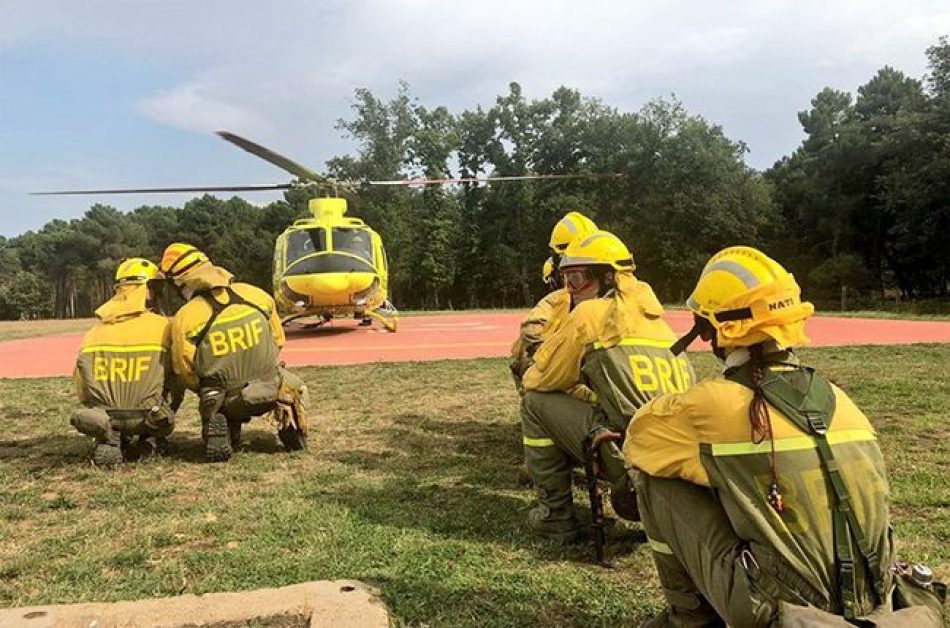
[283,272,377,306]
[309,274,352,295]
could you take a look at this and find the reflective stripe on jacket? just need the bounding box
[510,288,572,390]
[625,356,891,616]
[74,310,171,410]
[524,274,691,429]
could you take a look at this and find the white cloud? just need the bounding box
[137,81,270,136]
[5,0,950,172]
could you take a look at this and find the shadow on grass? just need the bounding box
[329,412,524,491]
[375,570,655,627]
[0,434,89,470]
[0,424,291,470]
[161,424,291,464]
[322,412,645,563]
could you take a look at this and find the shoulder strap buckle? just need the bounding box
[806,413,828,435]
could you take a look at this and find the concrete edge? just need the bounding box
[0,579,390,628]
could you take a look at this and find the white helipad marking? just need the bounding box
[404,322,500,329]
[400,325,499,332]
[283,341,511,353]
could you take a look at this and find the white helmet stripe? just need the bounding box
[702,260,761,289]
[577,232,611,248]
[558,255,602,267]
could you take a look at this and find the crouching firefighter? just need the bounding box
[521,230,694,542]
[625,246,946,627]
[509,212,599,404]
[71,258,184,465]
[160,243,309,462]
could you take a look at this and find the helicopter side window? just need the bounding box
[286,228,326,264]
[332,228,373,262]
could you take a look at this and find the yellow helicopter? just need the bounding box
[273,196,396,330]
[35,130,597,332]
[199,132,399,331]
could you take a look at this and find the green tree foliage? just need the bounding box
[769,45,949,299]
[4,39,948,319]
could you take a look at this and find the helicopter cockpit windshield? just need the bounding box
[332,228,373,262]
[286,228,326,264]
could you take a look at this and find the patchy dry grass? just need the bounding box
[0,318,94,342]
[0,346,947,626]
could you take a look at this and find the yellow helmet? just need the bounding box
[549,212,597,253]
[686,246,814,348]
[114,258,162,286]
[542,256,562,290]
[558,230,635,272]
[160,243,209,279]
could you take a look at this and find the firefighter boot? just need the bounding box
[128,435,170,461]
[228,418,243,450]
[93,433,123,467]
[204,413,233,462]
[527,504,584,543]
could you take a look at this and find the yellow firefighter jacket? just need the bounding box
[514,288,571,354]
[170,264,284,391]
[74,284,172,410]
[625,347,891,615]
[524,273,692,429]
[510,288,577,387]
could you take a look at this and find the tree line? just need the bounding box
[1,38,948,320]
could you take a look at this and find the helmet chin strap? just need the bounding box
[671,315,715,356]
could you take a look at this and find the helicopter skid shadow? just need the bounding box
[284,324,362,338]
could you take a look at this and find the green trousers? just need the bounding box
[521,391,627,513]
[636,472,780,627]
[70,406,175,442]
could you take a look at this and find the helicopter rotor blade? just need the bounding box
[217,131,325,183]
[31,183,294,196]
[367,173,621,186]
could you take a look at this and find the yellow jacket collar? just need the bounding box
[177,263,234,295]
[94,284,148,323]
[599,272,665,346]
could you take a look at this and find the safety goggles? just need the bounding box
[560,267,593,293]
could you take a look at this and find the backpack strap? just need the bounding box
[190,286,269,348]
[726,362,882,618]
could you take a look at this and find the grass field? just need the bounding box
[0,346,947,625]
[0,318,95,342]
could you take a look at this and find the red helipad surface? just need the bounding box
[0,311,949,379]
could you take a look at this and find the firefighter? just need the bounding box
[521,230,694,541]
[70,258,183,465]
[625,246,943,626]
[159,243,309,462]
[509,212,598,400]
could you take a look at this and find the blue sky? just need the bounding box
[2,0,948,237]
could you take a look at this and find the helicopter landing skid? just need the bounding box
[365,300,399,332]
